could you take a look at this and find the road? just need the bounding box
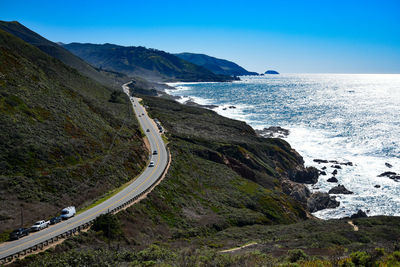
[0,83,168,261]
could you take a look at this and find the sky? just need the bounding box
[2,0,400,73]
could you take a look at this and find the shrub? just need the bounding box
[287,249,308,263]
[92,213,122,239]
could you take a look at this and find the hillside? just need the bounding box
[15,96,400,266]
[0,21,128,90]
[0,29,147,234]
[176,52,258,76]
[62,43,237,82]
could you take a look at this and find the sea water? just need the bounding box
[166,74,400,219]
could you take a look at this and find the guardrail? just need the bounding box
[0,144,170,265]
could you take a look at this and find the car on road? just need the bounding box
[31,220,49,231]
[146,129,150,132]
[60,206,76,220]
[9,228,30,240]
[149,161,155,167]
[50,216,62,225]
[142,113,144,116]
[153,150,157,155]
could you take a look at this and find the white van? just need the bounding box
[60,206,76,220]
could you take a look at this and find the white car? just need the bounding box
[60,206,76,220]
[149,161,155,167]
[31,220,49,231]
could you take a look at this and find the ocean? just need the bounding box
[166,74,400,219]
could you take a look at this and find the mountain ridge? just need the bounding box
[62,42,237,82]
[0,21,128,90]
[175,52,258,76]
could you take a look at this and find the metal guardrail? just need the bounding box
[0,145,170,265]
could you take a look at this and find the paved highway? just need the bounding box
[0,83,168,260]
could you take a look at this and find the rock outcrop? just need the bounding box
[307,192,340,212]
[350,210,368,218]
[289,167,320,184]
[328,185,353,194]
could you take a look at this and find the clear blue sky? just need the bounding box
[2,0,400,73]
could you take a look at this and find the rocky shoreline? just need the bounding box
[156,83,397,218]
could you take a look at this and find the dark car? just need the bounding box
[9,228,30,240]
[50,216,62,225]
[153,150,158,155]
[146,129,150,132]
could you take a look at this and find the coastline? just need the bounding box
[160,77,400,220]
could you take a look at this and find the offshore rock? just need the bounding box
[328,184,353,194]
[327,177,338,183]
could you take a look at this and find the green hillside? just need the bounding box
[0,21,128,90]
[17,96,400,267]
[176,52,258,76]
[0,29,147,233]
[63,43,237,82]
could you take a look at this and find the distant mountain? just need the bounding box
[265,70,279,74]
[175,52,258,76]
[0,21,127,89]
[0,28,147,232]
[62,43,236,82]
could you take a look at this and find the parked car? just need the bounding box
[60,206,76,220]
[9,228,30,240]
[149,161,155,167]
[50,216,62,225]
[31,220,49,231]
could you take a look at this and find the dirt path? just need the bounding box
[220,242,258,253]
[348,220,359,231]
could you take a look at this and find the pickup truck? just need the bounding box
[31,220,49,231]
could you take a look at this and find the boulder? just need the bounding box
[321,166,327,170]
[374,185,381,188]
[327,177,338,183]
[328,184,353,194]
[313,159,328,164]
[341,162,353,166]
[307,192,340,212]
[378,171,397,177]
[331,165,342,169]
[320,171,327,176]
[255,126,290,138]
[289,167,319,184]
[350,210,367,219]
[385,162,393,168]
[332,169,338,175]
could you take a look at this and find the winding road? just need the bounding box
[0,83,169,261]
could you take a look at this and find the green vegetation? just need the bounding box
[62,43,238,82]
[92,213,122,240]
[0,28,147,233]
[12,94,400,266]
[0,21,129,90]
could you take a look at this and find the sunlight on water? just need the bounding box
[167,74,400,219]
